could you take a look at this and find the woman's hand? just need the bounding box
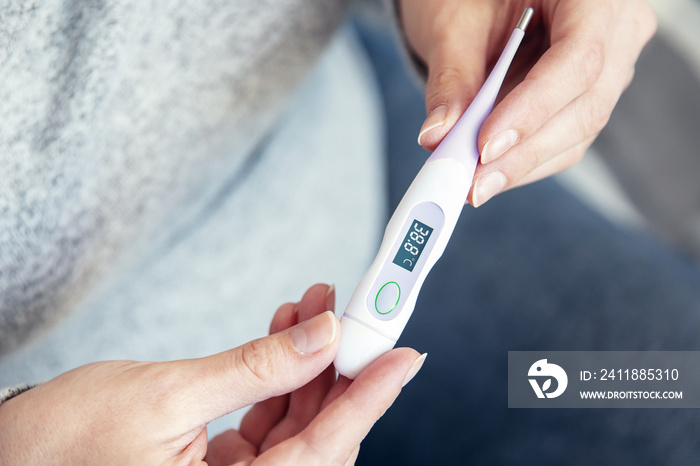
[402,0,657,206]
[0,284,424,465]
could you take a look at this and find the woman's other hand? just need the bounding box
[403,0,657,206]
[0,284,424,465]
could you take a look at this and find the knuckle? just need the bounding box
[579,92,612,136]
[577,40,605,88]
[425,65,465,103]
[235,339,278,385]
[428,65,462,88]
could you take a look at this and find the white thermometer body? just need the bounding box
[334,8,534,379]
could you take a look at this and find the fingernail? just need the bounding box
[472,171,507,207]
[291,311,337,354]
[403,353,428,387]
[326,284,336,314]
[418,105,448,146]
[481,129,519,164]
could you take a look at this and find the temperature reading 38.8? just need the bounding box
[392,219,434,272]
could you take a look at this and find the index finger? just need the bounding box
[281,348,424,465]
[238,301,297,448]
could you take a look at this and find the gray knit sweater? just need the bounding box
[0,0,387,378]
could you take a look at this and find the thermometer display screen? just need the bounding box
[392,220,434,272]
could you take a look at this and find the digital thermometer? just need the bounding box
[334,8,534,379]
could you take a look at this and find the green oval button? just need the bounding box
[375,281,401,315]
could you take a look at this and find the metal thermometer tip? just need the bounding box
[517,7,534,31]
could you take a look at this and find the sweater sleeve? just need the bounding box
[0,383,39,407]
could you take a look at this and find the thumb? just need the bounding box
[177,310,339,425]
[417,29,490,151]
